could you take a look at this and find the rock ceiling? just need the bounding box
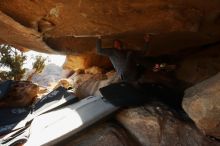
[0,0,220,56]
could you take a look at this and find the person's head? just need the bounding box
[144,34,152,43]
[113,39,123,50]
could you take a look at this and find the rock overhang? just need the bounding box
[1,0,220,71]
[0,0,220,54]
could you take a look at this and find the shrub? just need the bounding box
[0,45,26,80]
[32,55,46,73]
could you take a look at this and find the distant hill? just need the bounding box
[31,64,63,87]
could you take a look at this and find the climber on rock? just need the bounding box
[96,35,151,82]
[96,35,178,84]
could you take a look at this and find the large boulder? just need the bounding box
[117,103,219,146]
[57,123,138,146]
[183,73,220,139]
[70,71,120,99]
[1,1,220,71]
[176,44,220,86]
[0,1,220,54]
[0,81,39,108]
[58,103,220,146]
[0,10,52,53]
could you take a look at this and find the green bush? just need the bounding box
[0,45,26,80]
[32,55,46,73]
[0,45,47,81]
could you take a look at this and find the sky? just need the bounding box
[23,50,66,69]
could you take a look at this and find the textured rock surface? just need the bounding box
[1,1,220,39]
[1,0,220,64]
[176,44,220,86]
[70,71,120,99]
[57,103,219,146]
[1,1,220,145]
[63,54,112,71]
[57,123,138,146]
[0,11,52,53]
[53,79,73,90]
[183,73,220,139]
[0,81,39,108]
[116,104,219,146]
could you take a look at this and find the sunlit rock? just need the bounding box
[63,54,111,71]
[71,71,120,99]
[53,79,72,90]
[183,73,220,139]
[85,66,103,75]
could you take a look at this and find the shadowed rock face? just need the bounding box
[1,1,220,75]
[0,81,39,108]
[0,0,220,54]
[116,104,220,146]
[1,0,220,83]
